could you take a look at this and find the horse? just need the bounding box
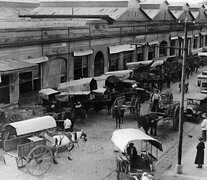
[112,106,125,128]
[39,129,87,162]
[137,113,159,136]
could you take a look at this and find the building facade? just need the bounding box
[0,0,207,105]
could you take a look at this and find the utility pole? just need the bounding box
[176,18,188,174]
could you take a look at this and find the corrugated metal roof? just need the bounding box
[190,11,200,19]
[0,7,34,18]
[189,3,202,8]
[140,0,166,5]
[141,8,160,20]
[168,2,187,7]
[169,10,183,19]
[29,7,127,20]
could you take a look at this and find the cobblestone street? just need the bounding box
[0,65,206,180]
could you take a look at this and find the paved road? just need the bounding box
[0,65,206,180]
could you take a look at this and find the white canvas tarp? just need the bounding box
[105,70,133,80]
[126,61,154,70]
[111,128,163,152]
[58,77,97,92]
[4,116,56,136]
[198,52,207,57]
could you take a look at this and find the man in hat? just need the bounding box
[195,137,205,168]
[201,113,207,141]
[126,142,138,169]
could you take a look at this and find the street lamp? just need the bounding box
[176,18,188,174]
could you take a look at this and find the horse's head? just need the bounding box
[80,130,87,142]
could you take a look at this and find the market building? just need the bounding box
[0,0,207,106]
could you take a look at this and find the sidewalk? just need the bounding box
[162,141,207,180]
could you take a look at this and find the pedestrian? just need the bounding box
[194,62,199,73]
[64,118,73,132]
[126,142,138,169]
[195,137,205,168]
[201,114,207,141]
[151,89,161,112]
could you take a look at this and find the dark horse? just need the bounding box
[112,106,125,128]
[137,113,159,136]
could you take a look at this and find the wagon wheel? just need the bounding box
[6,113,23,123]
[26,145,53,176]
[173,104,180,131]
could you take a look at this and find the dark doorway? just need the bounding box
[94,51,104,76]
[159,41,168,57]
[19,71,32,94]
[0,75,10,104]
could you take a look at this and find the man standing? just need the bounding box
[64,118,73,132]
[151,90,161,112]
[201,114,207,141]
[126,142,138,169]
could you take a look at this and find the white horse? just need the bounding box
[40,129,87,162]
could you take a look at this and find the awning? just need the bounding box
[20,56,48,64]
[73,49,93,56]
[171,36,179,40]
[3,116,56,136]
[0,59,37,75]
[109,44,136,54]
[180,35,193,39]
[200,32,207,36]
[149,40,159,45]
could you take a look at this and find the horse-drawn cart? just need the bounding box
[111,128,163,180]
[151,91,180,130]
[3,115,57,176]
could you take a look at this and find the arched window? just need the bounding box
[159,41,168,57]
[94,51,104,76]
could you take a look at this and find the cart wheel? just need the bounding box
[6,113,23,123]
[26,145,53,176]
[17,157,26,168]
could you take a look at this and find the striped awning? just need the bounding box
[0,59,37,75]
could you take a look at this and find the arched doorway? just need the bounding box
[48,57,67,88]
[94,51,104,76]
[159,41,168,57]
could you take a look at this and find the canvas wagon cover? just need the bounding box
[39,88,60,100]
[126,61,154,70]
[58,77,97,92]
[105,70,133,80]
[111,128,163,152]
[186,93,207,101]
[4,116,56,136]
